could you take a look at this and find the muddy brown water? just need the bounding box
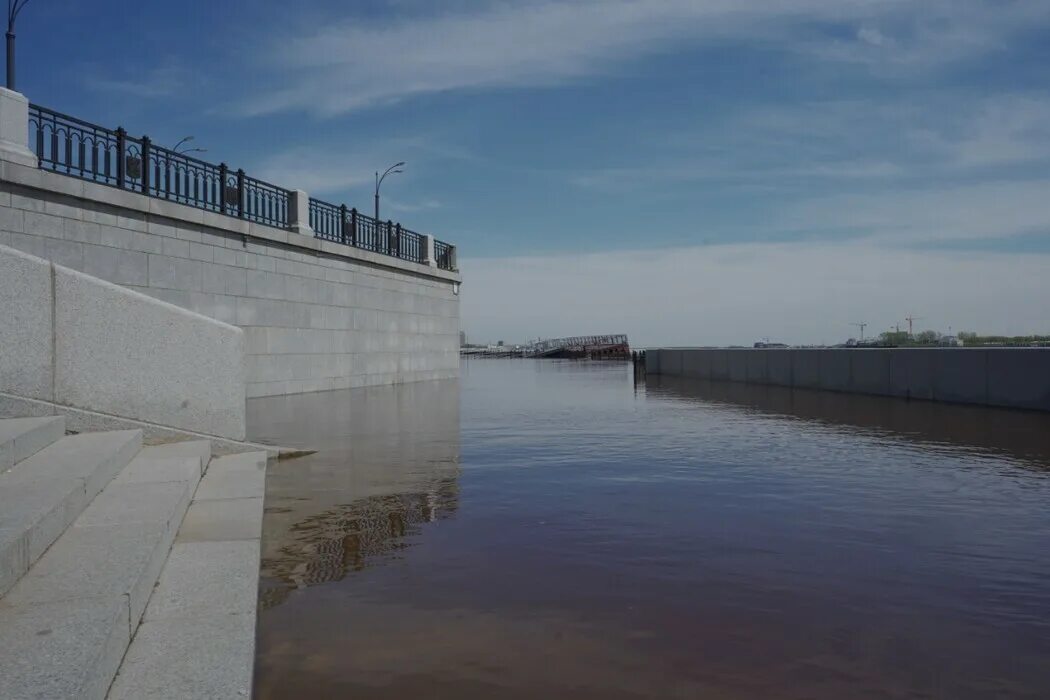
[250,359,1050,699]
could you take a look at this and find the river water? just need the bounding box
[249,359,1050,699]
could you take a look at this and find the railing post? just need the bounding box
[0,88,38,167]
[140,135,151,194]
[236,168,245,219]
[394,222,402,258]
[218,162,228,213]
[116,127,127,189]
[350,208,358,247]
[289,189,312,235]
[338,204,347,244]
[424,234,437,267]
[386,219,393,255]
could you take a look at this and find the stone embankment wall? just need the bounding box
[645,348,1050,412]
[0,159,460,398]
[0,244,246,439]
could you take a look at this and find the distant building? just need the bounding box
[460,330,467,347]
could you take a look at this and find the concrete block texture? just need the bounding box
[1,169,459,398]
[53,264,246,439]
[0,245,53,400]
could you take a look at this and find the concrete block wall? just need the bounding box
[646,348,1050,412]
[0,159,460,398]
[0,244,246,439]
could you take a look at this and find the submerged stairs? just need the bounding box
[0,416,266,699]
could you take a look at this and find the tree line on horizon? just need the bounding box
[876,330,1050,347]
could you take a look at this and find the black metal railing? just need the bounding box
[308,197,434,266]
[27,103,455,269]
[434,239,455,271]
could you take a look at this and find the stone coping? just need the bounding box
[0,158,461,284]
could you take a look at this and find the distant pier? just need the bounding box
[462,334,631,360]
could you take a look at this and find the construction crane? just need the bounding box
[851,322,868,340]
[905,315,923,337]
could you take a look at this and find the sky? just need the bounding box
[17,0,1050,346]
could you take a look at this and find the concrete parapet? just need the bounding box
[0,88,37,168]
[850,350,892,396]
[647,346,1050,412]
[817,349,850,392]
[0,244,247,441]
[767,351,793,387]
[745,350,768,384]
[932,349,988,406]
[0,241,52,400]
[793,350,821,389]
[987,349,1050,411]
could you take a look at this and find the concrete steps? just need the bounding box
[0,416,66,471]
[0,425,142,595]
[108,450,267,699]
[0,435,212,700]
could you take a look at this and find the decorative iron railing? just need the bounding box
[308,197,432,267]
[28,104,291,228]
[27,103,456,269]
[433,239,455,271]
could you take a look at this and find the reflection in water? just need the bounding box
[247,379,460,610]
[252,360,1050,700]
[645,374,1050,470]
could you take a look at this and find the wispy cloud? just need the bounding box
[251,134,475,200]
[84,59,193,99]
[569,92,1050,193]
[237,0,1041,117]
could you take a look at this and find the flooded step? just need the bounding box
[0,442,207,700]
[0,429,142,596]
[108,450,266,700]
[0,416,66,472]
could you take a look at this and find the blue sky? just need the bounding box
[17,1,1050,345]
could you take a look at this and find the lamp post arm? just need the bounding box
[6,0,30,90]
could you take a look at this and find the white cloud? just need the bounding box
[460,241,1050,347]
[784,179,1050,243]
[857,26,889,47]
[84,59,193,99]
[238,0,1042,116]
[569,93,1050,193]
[250,135,474,200]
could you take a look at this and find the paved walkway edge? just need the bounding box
[107,451,267,699]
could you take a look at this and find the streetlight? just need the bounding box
[374,161,404,222]
[6,0,31,90]
[171,136,207,156]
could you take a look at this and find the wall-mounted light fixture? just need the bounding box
[452,281,460,296]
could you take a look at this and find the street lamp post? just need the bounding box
[6,0,31,90]
[171,135,207,156]
[374,161,404,222]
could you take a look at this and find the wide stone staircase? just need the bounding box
[0,416,266,699]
